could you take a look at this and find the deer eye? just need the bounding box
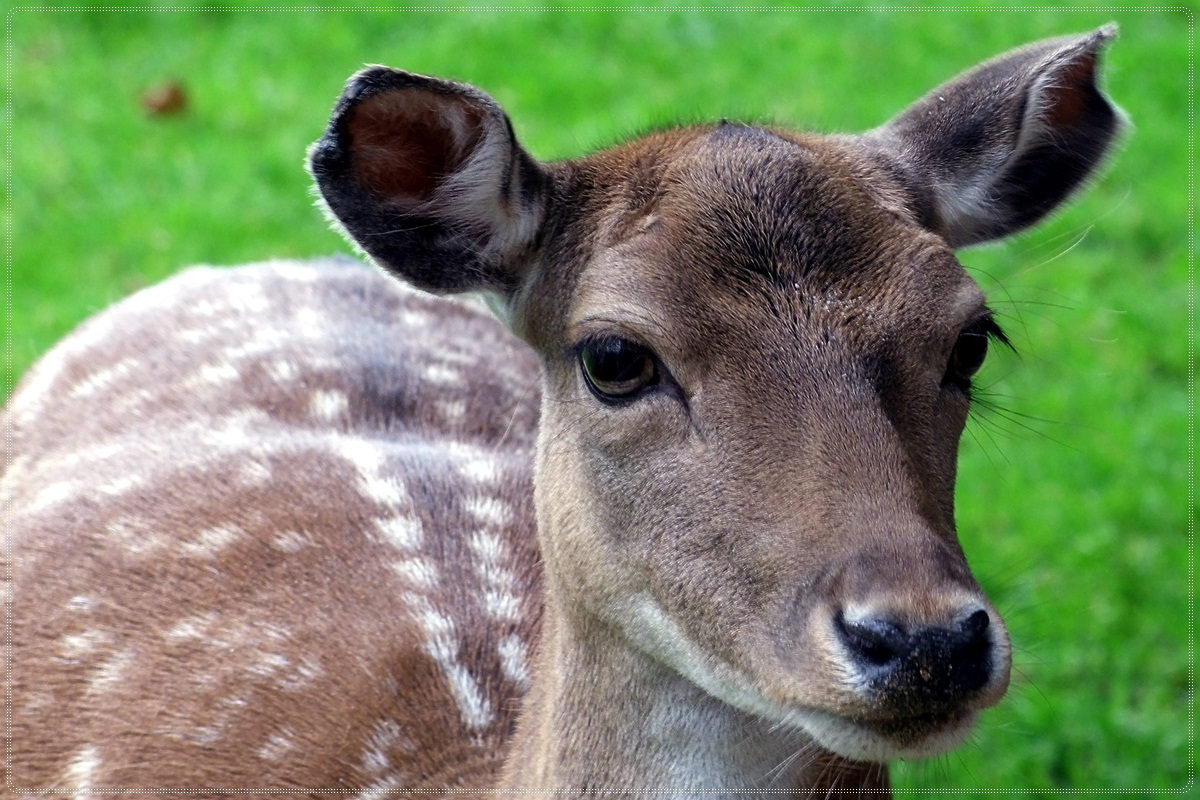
[579,337,659,401]
[945,316,1009,390]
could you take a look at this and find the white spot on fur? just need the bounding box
[470,530,521,621]
[469,529,506,565]
[375,516,423,550]
[258,729,296,761]
[392,558,439,589]
[422,364,461,385]
[279,657,324,692]
[269,359,298,382]
[66,745,101,798]
[239,460,272,486]
[10,307,123,427]
[66,595,94,612]
[294,306,325,330]
[457,456,500,484]
[466,496,512,527]
[88,649,134,695]
[195,361,240,385]
[166,611,219,641]
[437,399,467,419]
[29,481,76,513]
[205,411,268,450]
[107,515,166,557]
[310,389,349,421]
[361,718,405,775]
[177,326,217,343]
[354,777,405,800]
[483,588,521,621]
[405,593,494,730]
[68,357,138,398]
[59,630,104,659]
[182,524,243,558]
[499,633,531,690]
[399,310,431,328]
[338,439,410,509]
[192,725,223,745]
[223,281,270,315]
[272,529,313,553]
[249,651,291,678]
[98,474,142,496]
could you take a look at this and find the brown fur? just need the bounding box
[6,28,1122,797]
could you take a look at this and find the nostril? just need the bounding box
[960,609,990,640]
[950,609,988,681]
[837,615,908,667]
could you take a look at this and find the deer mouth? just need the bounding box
[796,705,981,762]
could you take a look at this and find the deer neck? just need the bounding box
[498,597,890,796]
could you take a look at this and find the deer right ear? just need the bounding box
[308,69,551,296]
[863,25,1124,248]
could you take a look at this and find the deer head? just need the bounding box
[309,26,1119,787]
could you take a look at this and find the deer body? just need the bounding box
[5,29,1121,796]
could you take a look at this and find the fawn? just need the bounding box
[4,27,1121,796]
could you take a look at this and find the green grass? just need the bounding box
[6,5,1192,794]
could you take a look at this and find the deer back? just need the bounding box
[4,258,541,793]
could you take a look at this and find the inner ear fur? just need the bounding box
[862,25,1125,248]
[309,68,551,295]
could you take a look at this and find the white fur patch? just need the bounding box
[457,455,500,484]
[422,363,462,385]
[465,496,512,527]
[182,524,244,558]
[360,718,405,775]
[258,729,296,761]
[59,630,104,659]
[166,611,219,641]
[239,460,272,486]
[392,557,439,589]
[66,745,101,798]
[29,481,76,513]
[107,515,166,557]
[374,516,423,550]
[310,389,349,421]
[469,530,521,621]
[338,439,410,510]
[354,777,405,800]
[405,593,494,731]
[269,359,299,382]
[87,649,134,695]
[437,399,467,419]
[97,474,142,496]
[272,529,313,553]
[193,361,240,386]
[68,357,138,398]
[66,595,94,612]
[278,657,323,692]
[498,633,531,690]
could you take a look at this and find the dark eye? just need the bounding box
[945,316,1009,391]
[579,337,658,401]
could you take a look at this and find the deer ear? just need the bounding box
[308,68,551,295]
[863,25,1124,248]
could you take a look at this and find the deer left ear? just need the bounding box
[308,68,551,296]
[862,25,1125,248]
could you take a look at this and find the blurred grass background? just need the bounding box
[5,5,1192,794]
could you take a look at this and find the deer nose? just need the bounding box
[835,608,994,710]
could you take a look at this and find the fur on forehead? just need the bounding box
[570,123,956,310]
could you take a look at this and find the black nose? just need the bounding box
[836,609,993,710]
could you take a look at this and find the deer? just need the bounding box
[4,27,1121,797]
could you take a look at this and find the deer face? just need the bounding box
[518,126,1008,759]
[309,26,1119,763]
